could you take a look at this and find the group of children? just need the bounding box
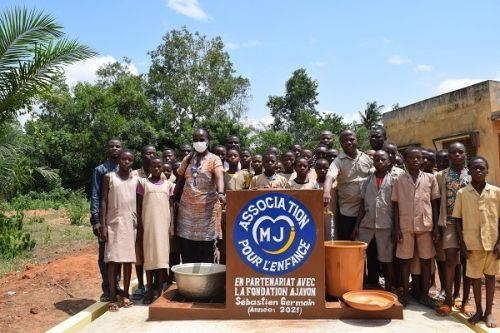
[343,139,498,328]
[94,129,498,328]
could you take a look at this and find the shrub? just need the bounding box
[65,189,89,225]
[3,187,70,211]
[0,212,36,259]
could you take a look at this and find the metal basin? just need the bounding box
[171,263,226,299]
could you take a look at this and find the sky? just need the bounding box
[4,0,500,125]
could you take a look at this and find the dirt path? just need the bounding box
[0,243,102,333]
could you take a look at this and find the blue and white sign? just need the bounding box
[234,193,316,275]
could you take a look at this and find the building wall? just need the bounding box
[383,80,500,185]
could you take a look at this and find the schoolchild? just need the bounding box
[454,156,499,328]
[250,153,287,189]
[353,150,395,292]
[100,149,139,311]
[286,157,319,190]
[392,147,440,306]
[279,151,296,181]
[436,143,472,316]
[137,157,175,304]
[251,154,263,176]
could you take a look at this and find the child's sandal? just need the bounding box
[122,297,134,308]
[461,304,474,317]
[108,302,120,312]
[436,304,451,316]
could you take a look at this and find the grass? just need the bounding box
[0,209,95,278]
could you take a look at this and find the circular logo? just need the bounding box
[233,192,316,275]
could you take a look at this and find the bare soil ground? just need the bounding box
[0,209,101,333]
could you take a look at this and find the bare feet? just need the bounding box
[484,313,497,328]
[467,311,482,325]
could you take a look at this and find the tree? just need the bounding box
[358,101,384,130]
[0,7,96,121]
[147,27,250,142]
[267,68,319,134]
[25,60,151,191]
[264,68,347,150]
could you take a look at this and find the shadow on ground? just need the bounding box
[54,299,96,315]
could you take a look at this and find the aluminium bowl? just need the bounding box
[171,263,226,300]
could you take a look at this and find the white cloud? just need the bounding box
[314,61,327,67]
[63,56,139,87]
[225,40,260,50]
[167,0,208,20]
[389,55,411,65]
[437,78,482,94]
[415,64,434,72]
[242,115,273,130]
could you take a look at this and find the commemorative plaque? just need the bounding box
[226,190,324,319]
[149,189,403,320]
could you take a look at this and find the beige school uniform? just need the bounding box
[357,172,395,263]
[104,172,139,263]
[391,171,440,259]
[224,170,250,191]
[138,178,174,270]
[286,178,320,190]
[250,173,288,189]
[453,183,500,278]
[279,171,296,181]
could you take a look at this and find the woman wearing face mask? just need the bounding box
[176,128,225,263]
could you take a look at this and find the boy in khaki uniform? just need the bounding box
[392,147,440,306]
[353,150,395,292]
[250,153,288,189]
[453,156,500,328]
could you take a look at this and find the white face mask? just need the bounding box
[192,141,208,153]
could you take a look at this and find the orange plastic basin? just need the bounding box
[342,290,397,311]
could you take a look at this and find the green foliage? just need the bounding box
[65,189,88,225]
[250,129,293,155]
[264,68,349,151]
[354,125,371,152]
[268,69,319,134]
[358,101,384,130]
[0,6,96,121]
[148,27,250,144]
[0,211,36,259]
[2,187,69,210]
[25,27,252,192]
[28,215,45,224]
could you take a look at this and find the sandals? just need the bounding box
[420,297,440,309]
[122,297,134,308]
[461,304,474,317]
[108,302,119,312]
[436,304,452,316]
[100,294,110,302]
[453,297,462,309]
[133,287,146,300]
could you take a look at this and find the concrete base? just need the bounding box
[81,301,472,333]
[148,285,403,320]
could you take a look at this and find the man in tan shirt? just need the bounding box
[323,130,373,240]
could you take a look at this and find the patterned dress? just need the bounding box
[176,152,223,241]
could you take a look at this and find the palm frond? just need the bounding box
[0,38,96,114]
[0,7,63,71]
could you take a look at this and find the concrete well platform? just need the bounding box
[81,300,472,333]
